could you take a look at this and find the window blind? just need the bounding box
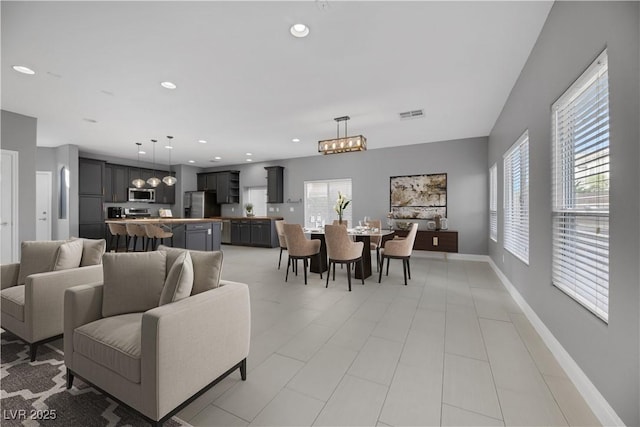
[304,179,352,228]
[489,163,498,241]
[503,131,529,264]
[552,50,609,322]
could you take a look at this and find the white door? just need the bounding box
[36,171,52,241]
[1,150,19,263]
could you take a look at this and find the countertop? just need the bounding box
[213,216,284,220]
[105,218,222,224]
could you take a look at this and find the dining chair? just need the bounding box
[282,224,322,284]
[275,220,287,269]
[144,224,174,251]
[324,224,364,291]
[125,223,147,252]
[368,219,382,271]
[378,222,418,285]
[107,223,128,252]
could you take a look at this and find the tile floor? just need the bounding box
[176,245,600,427]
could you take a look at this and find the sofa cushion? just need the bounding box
[157,245,223,295]
[53,239,84,271]
[159,251,194,305]
[74,313,143,383]
[1,285,25,321]
[102,251,166,318]
[79,238,107,266]
[17,240,66,285]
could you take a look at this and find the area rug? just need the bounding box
[0,331,190,427]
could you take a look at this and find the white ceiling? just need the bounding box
[1,1,553,167]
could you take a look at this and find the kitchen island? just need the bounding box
[105,218,222,251]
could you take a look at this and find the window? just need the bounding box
[245,187,267,217]
[503,131,529,264]
[489,163,498,241]
[304,179,352,228]
[552,50,609,322]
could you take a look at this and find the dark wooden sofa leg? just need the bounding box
[66,369,74,389]
[29,343,38,362]
[240,358,247,381]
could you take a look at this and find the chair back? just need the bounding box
[125,223,146,237]
[331,220,348,228]
[144,224,172,238]
[325,224,363,261]
[385,222,418,257]
[108,223,127,236]
[275,220,287,248]
[282,224,311,256]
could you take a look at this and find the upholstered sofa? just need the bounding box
[1,238,105,361]
[64,246,250,426]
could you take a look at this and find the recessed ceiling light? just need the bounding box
[139,151,146,155]
[164,145,173,149]
[246,158,253,162]
[188,160,195,163]
[160,81,177,89]
[292,138,300,143]
[245,152,252,156]
[198,140,207,144]
[214,156,222,160]
[290,23,309,38]
[13,65,35,75]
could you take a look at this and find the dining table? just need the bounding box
[304,228,396,279]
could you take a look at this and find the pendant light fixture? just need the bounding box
[131,143,146,188]
[162,135,177,186]
[318,115,367,155]
[147,139,161,188]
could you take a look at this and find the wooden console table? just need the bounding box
[393,230,458,253]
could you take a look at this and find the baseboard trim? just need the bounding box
[487,258,625,427]
[411,251,490,262]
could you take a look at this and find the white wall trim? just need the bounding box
[411,251,489,262]
[487,257,625,427]
[1,149,20,262]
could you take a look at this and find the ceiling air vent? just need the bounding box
[399,109,425,120]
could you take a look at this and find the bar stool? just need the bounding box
[144,224,174,251]
[125,223,147,252]
[107,223,128,252]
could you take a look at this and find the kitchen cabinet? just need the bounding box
[196,173,217,192]
[79,158,104,196]
[216,171,240,204]
[230,218,279,248]
[104,164,129,202]
[265,166,284,203]
[185,223,214,251]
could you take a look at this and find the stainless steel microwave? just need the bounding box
[128,188,155,202]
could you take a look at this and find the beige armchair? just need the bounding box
[324,225,364,291]
[1,239,105,361]
[64,249,250,426]
[378,223,418,285]
[275,220,287,269]
[282,224,322,284]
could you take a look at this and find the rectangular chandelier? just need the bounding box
[318,116,367,155]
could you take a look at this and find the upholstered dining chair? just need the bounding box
[368,219,382,271]
[275,220,287,269]
[282,224,322,285]
[107,223,128,252]
[144,224,174,251]
[379,222,418,286]
[125,223,147,252]
[324,225,364,292]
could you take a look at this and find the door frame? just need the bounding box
[1,149,19,263]
[36,170,53,241]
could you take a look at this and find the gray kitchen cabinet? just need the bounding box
[79,158,104,196]
[104,163,129,202]
[265,166,284,203]
[230,218,279,248]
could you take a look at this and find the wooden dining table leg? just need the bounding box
[355,235,372,279]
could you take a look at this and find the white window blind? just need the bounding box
[552,50,609,322]
[503,131,529,264]
[489,163,498,241]
[304,179,352,228]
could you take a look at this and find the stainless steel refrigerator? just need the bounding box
[184,191,220,218]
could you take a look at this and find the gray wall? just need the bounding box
[1,110,37,243]
[205,137,489,255]
[37,145,79,239]
[488,2,639,425]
